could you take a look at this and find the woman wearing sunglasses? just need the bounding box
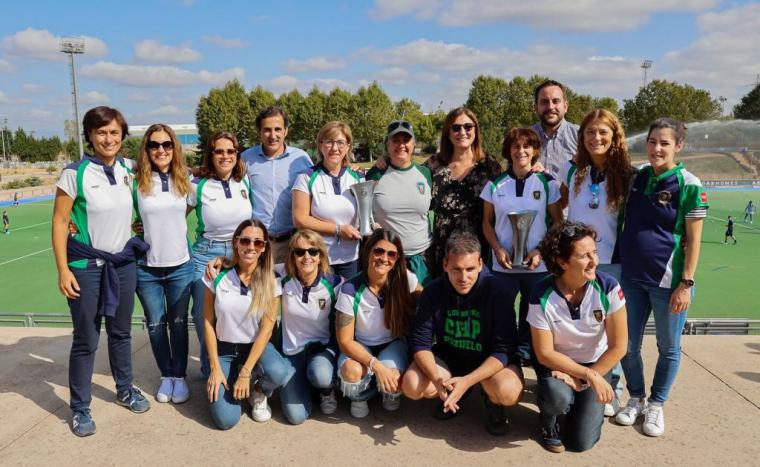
[481,127,562,365]
[133,124,194,404]
[558,109,635,416]
[189,131,254,379]
[203,219,293,429]
[528,222,627,453]
[292,121,362,279]
[277,229,343,424]
[335,228,422,418]
[426,107,500,278]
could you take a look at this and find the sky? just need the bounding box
[0,0,758,138]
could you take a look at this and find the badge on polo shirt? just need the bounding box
[593,309,604,322]
[533,190,541,200]
[124,175,130,187]
[319,298,326,310]
[417,182,425,194]
[655,190,672,205]
[241,189,248,199]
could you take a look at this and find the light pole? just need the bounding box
[641,60,653,88]
[60,37,85,159]
[719,96,727,118]
[0,117,6,161]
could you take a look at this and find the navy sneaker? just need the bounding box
[71,408,96,437]
[483,397,509,436]
[116,387,151,413]
[541,418,565,453]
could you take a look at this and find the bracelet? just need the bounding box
[335,224,342,244]
[367,357,376,375]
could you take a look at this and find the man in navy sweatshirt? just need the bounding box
[402,231,523,436]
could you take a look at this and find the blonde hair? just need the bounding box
[135,123,190,197]
[316,121,353,166]
[285,229,330,279]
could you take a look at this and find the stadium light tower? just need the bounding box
[60,37,85,160]
[641,60,653,88]
[718,96,727,118]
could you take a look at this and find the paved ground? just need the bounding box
[1,328,758,466]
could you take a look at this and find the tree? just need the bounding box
[195,79,253,151]
[351,82,394,157]
[276,89,306,143]
[466,75,509,158]
[325,88,354,124]
[119,137,141,160]
[246,86,276,144]
[620,79,721,134]
[299,87,328,148]
[734,84,760,119]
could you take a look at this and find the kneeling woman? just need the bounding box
[528,222,627,453]
[203,219,294,430]
[335,228,422,418]
[278,230,343,424]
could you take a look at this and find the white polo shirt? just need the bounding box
[280,267,343,355]
[527,271,625,364]
[479,170,560,273]
[133,172,193,267]
[335,271,418,346]
[291,165,362,265]
[203,267,283,344]
[558,161,622,264]
[57,156,135,268]
[188,176,253,242]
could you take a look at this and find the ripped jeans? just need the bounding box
[136,260,194,378]
[337,339,408,401]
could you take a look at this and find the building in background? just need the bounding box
[128,124,199,152]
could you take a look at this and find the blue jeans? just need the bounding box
[68,262,136,411]
[279,345,337,425]
[337,339,408,401]
[620,279,688,404]
[331,260,358,280]
[535,360,611,452]
[136,260,193,378]
[209,341,294,430]
[596,263,623,399]
[191,237,233,378]
[494,271,546,361]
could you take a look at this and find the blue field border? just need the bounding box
[0,194,54,207]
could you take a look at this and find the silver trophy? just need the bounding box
[350,180,377,237]
[507,210,537,269]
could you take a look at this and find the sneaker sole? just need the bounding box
[115,400,151,414]
[171,395,190,404]
[542,443,565,453]
[156,394,171,403]
[73,427,96,437]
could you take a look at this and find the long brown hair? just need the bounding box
[359,229,414,337]
[438,107,485,165]
[198,131,246,182]
[135,123,190,197]
[573,109,634,212]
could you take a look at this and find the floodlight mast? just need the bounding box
[60,37,85,159]
[641,60,653,88]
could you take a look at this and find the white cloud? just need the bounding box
[371,0,718,32]
[0,59,16,73]
[145,105,183,117]
[589,56,628,62]
[268,75,352,94]
[367,39,504,72]
[81,61,244,87]
[283,56,347,73]
[134,39,201,64]
[1,28,107,61]
[21,84,46,93]
[0,91,10,104]
[128,91,153,102]
[201,35,248,49]
[80,90,109,104]
[374,67,410,85]
[27,108,54,119]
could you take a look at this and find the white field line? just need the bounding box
[706,215,760,232]
[10,220,51,232]
[0,247,52,266]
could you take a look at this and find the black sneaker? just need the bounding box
[483,397,509,436]
[116,387,151,413]
[71,408,96,437]
[541,419,565,453]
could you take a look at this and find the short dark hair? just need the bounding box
[446,231,481,257]
[647,118,687,144]
[82,106,129,150]
[255,105,289,130]
[538,221,598,276]
[502,127,542,165]
[533,79,567,104]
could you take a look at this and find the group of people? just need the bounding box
[52,79,708,454]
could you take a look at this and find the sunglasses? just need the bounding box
[387,121,413,133]
[372,246,398,261]
[147,140,174,151]
[237,236,267,250]
[588,183,601,209]
[213,148,237,156]
[293,247,320,258]
[451,123,476,133]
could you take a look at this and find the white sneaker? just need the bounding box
[156,377,173,403]
[319,389,338,415]
[381,392,401,411]
[250,390,272,422]
[615,397,646,426]
[643,403,665,437]
[350,400,369,418]
[604,397,620,417]
[171,377,190,404]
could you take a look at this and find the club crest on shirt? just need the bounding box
[593,309,604,322]
[532,190,541,200]
[417,182,426,194]
[241,189,248,199]
[123,175,130,187]
[655,190,672,205]
[319,298,326,310]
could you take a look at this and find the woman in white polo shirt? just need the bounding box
[133,124,195,405]
[203,218,293,430]
[189,131,253,378]
[278,229,343,424]
[335,228,422,418]
[558,109,636,417]
[481,127,562,364]
[293,121,362,279]
[527,222,627,453]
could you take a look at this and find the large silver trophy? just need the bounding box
[507,210,537,269]
[350,180,377,236]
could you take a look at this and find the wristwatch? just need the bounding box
[680,278,695,287]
